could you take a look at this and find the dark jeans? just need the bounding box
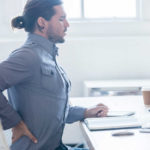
[55,143,88,150]
[55,143,68,150]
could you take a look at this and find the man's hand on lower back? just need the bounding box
[12,121,38,144]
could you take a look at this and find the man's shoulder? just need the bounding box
[9,46,40,67]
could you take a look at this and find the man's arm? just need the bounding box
[0,49,35,129]
[0,93,37,143]
[0,49,38,143]
[0,92,21,130]
[66,103,108,123]
[66,106,86,123]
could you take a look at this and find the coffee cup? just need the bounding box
[142,87,150,106]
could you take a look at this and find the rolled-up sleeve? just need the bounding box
[66,105,86,123]
[0,49,37,129]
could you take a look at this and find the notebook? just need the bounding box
[84,116,141,131]
[107,111,135,117]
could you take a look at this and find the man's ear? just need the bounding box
[37,17,47,31]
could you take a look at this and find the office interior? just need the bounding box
[0,0,150,149]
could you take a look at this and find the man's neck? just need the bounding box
[33,30,48,40]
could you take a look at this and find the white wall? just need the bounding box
[0,0,150,97]
[56,0,150,97]
[58,35,150,97]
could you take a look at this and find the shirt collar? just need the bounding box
[26,33,58,57]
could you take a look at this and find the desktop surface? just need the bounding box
[70,96,150,150]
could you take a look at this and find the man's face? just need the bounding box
[45,5,69,43]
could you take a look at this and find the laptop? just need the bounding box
[84,115,141,131]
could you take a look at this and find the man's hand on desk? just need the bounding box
[12,121,38,144]
[84,103,108,118]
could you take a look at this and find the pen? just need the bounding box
[112,131,134,136]
[96,110,103,117]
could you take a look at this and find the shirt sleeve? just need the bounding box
[65,105,86,123]
[0,49,37,130]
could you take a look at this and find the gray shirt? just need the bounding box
[0,33,86,150]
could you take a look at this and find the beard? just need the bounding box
[48,34,65,43]
[46,25,67,43]
[47,27,66,44]
[45,24,67,43]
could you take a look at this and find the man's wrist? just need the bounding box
[84,109,89,119]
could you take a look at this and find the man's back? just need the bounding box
[6,34,69,150]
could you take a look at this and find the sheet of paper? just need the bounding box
[107,111,135,117]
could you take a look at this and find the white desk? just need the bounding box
[70,96,150,150]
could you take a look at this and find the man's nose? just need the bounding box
[65,19,69,28]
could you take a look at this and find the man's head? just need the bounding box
[11,0,69,43]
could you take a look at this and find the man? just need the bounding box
[0,0,108,149]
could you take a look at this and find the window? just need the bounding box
[1,0,26,25]
[63,0,81,18]
[63,0,138,19]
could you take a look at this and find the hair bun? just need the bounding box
[11,16,25,29]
